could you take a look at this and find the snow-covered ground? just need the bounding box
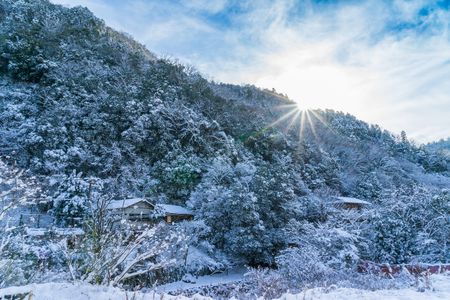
[279,274,450,300]
[0,282,211,300]
[0,274,448,299]
[156,267,246,293]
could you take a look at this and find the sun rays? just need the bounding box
[266,103,336,146]
[237,100,336,148]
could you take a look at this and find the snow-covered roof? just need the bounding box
[106,198,193,216]
[54,227,85,236]
[335,196,371,205]
[156,204,193,216]
[25,228,47,236]
[25,227,85,236]
[106,198,154,210]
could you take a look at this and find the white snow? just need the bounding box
[185,246,225,274]
[155,267,245,293]
[156,204,193,215]
[0,274,449,299]
[53,227,85,236]
[25,228,47,236]
[335,196,371,205]
[25,227,84,236]
[0,282,211,300]
[106,199,192,216]
[277,274,450,300]
[106,198,153,209]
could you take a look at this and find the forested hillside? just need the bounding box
[427,138,450,157]
[0,0,449,296]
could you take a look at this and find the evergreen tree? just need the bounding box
[52,171,90,227]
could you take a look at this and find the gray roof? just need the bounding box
[106,198,154,210]
[106,198,193,216]
[156,204,193,216]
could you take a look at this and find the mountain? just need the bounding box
[0,0,449,291]
[427,138,450,157]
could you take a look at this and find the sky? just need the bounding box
[50,0,450,143]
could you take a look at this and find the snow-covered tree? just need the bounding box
[52,171,90,227]
[0,158,43,287]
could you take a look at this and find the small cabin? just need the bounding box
[106,198,194,226]
[107,198,155,226]
[155,204,194,224]
[333,196,371,210]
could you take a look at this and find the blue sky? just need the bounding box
[51,0,450,143]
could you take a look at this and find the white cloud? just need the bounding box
[215,0,450,143]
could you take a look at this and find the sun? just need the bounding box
[249,47,375,117]
[267,102,336,145]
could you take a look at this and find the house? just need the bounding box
[107,198,155,226]
[106,198,194,226]
[155,204,194,224]
[333,196,371,210]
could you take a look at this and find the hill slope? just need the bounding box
[0,0,449,271]
[427,138,450,157]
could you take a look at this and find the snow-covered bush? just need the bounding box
[283,220,361,269]
[243,268,288,299]
[364,186,449,264]
[0,258,31,288]
[0,159,45,287]
[276,245,330,286]
[185,246,228,276]
[369,212,416,264]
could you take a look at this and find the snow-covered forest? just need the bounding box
[427,138,450,158]
[0,0,449,299]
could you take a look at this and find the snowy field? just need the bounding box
[0,282,209,300]
[281,274,450,300]
[0,274,448,300]
[156,267,246,293]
